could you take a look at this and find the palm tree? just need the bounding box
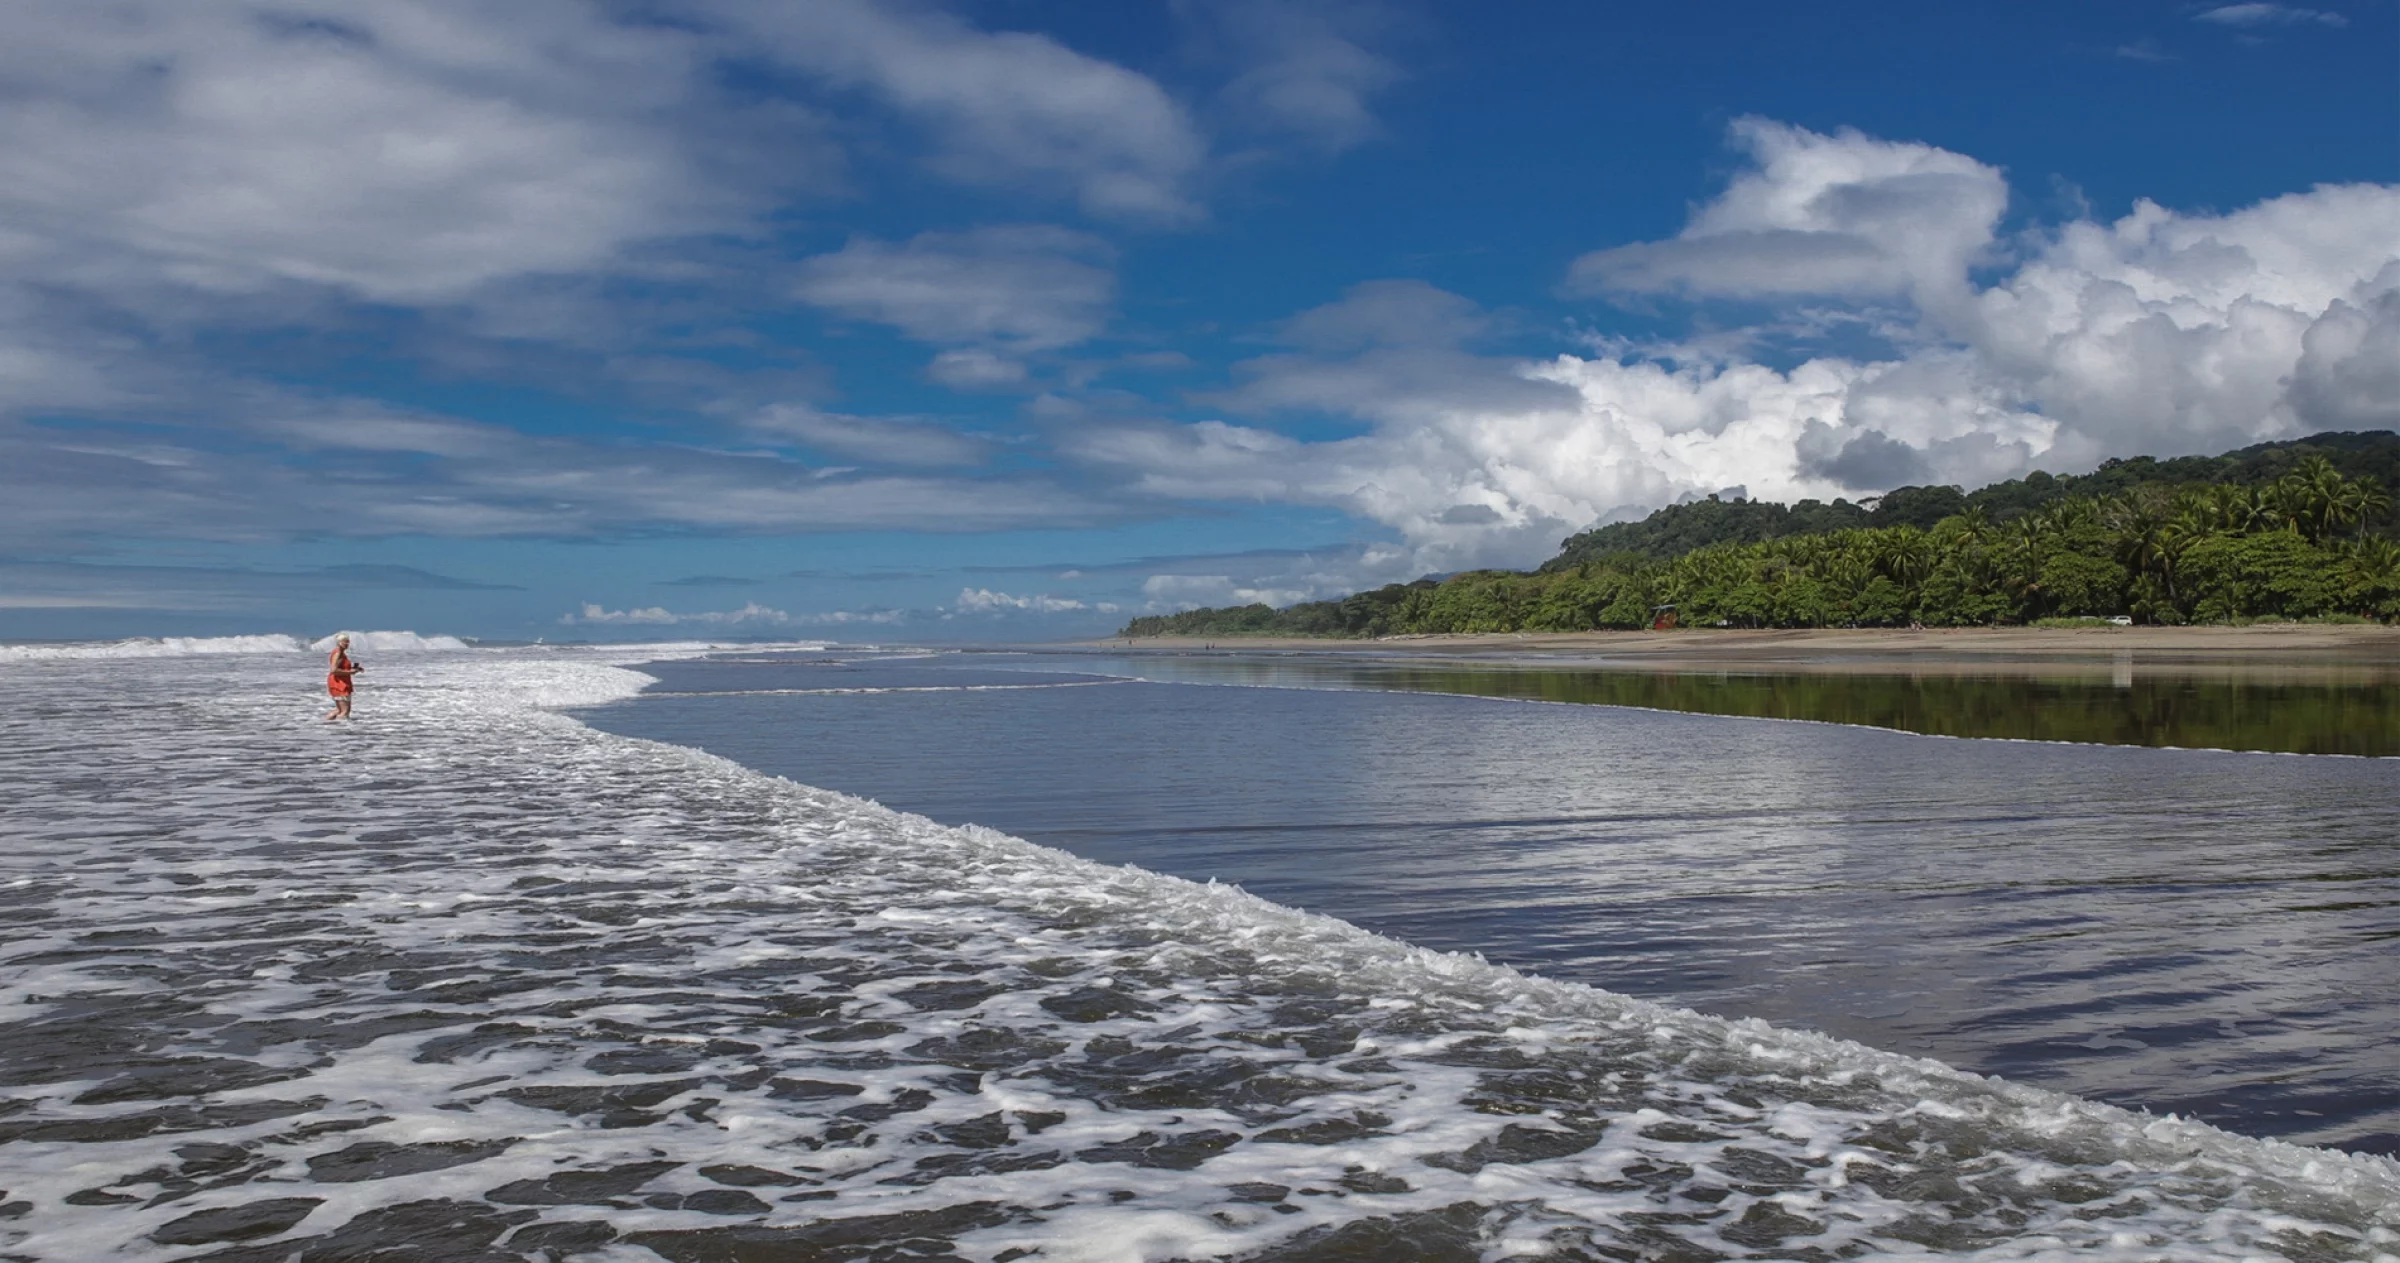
[2270,456,2352,543]
[1825,554,1872,602]
[2107,489,2183,609]
[2325,536,2400,621]
[1667,548,1742,607]
[2341,536,2400,603]
[2204,484,2268,534]
[2345,535,2400,575]
[1869,527,1934,588]
[2042,497,2101,535]
[1999,516,2050,617]
[2334,475,2392,542]
[1955,504,1992,546]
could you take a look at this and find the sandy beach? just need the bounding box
[1082,623,2400,679]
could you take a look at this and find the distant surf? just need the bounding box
[0,632,318,660]
[0,630,474,661]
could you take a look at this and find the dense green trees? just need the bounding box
[1121,440,2400,639]
[1543,430,2400,568]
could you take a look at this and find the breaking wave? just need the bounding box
[0,633,311,660]
[307,630,474,654]
[0,629,479,662]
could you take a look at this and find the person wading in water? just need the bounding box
[324,635,364,721]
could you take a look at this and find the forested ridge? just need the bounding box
[1119,431,2400,637]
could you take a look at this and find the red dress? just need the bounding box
[327,650,355,698]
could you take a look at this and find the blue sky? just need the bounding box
[2,0,2395,642]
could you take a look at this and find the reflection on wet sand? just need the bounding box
[1060,653,2400,757]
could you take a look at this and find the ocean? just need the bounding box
[1,637,2395,1262]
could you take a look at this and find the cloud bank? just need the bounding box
[0,1,1314,554]
[1082,120,2400,592]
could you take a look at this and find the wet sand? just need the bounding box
[1078,624,2400,681]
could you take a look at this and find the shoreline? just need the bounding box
[1066,623,2400,678]
[10,646,2395,1252]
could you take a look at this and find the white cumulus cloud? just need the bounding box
[1567,117,2009,318]
[1140,574,1319,612]
[562,601,791,626]
[1075,121,2400,581]
[953,587,1114,614]
[792,608,908,626]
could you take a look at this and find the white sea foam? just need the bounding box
[0,629,482,661]
[0,647,2392,1262]
[308,630,474,654]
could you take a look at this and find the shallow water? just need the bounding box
[588,650,2400,1158]
[1,644,2395,1262]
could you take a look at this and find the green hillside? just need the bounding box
[1545,430,2400,568]
[1119,431,2400,637]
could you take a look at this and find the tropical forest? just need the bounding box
[1119,431,2400,637]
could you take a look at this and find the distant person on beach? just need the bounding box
[324,635,363,721]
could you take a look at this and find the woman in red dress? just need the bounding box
[324,635,363,721]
